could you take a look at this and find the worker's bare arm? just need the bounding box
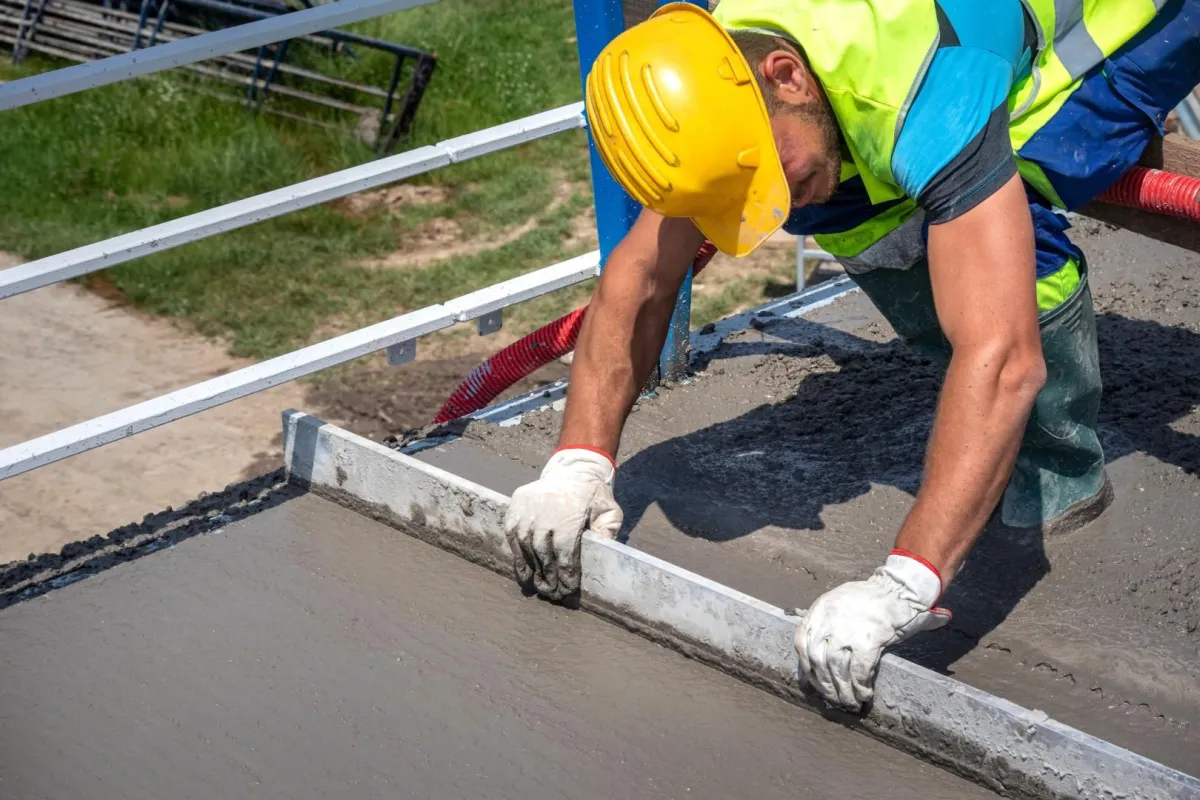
[558,209,705,456]
[894,173,1047,580]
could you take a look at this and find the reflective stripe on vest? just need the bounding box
[1008,0,1161,206]
[1010,0,1161,142]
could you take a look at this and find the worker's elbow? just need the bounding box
[996,344,1047,408]
[958,334,1046,408]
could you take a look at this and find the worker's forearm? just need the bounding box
[894,344,1045,580]
[557,266,683,456]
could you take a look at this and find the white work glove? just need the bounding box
[504,447,623,601]
[795,550,952,712]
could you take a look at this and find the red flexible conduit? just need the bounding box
[430,240,719,424]
[431,165,1200,425]
[431,305,589,424]
[1095,165,1200,222]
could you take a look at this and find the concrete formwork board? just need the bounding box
[282,408,1200,800]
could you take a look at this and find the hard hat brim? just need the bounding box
[692,156,791,258]
[585,1,792,258]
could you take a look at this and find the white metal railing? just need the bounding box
[798,247,833,289]
[0,0,434,110]
[0,1,624,481]
[0,251,600,479]
[0,0,850,482]
[0,103,586,299]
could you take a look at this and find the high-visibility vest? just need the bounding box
[1011,0,1166,206]
[711,0,1163,266]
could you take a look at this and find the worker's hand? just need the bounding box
[504,447,622,601]
[794,551,951,712]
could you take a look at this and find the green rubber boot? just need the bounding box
[849,257,1111,534]
[998,258,1112,533]
[848,260,952,366]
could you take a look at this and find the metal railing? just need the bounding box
[0,0,430,109]
[1,0,438,150]
[0,103,587,299]
[0,0,624,480]
[0,0,844,482]
[0,251,600,479]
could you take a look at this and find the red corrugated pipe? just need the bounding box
[431,164,1200,425]
[1095,165,1200,222]
[430,239,719,424]
[431,304,588,424]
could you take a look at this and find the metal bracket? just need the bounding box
[477,309,503,336]
[386,340,416,365]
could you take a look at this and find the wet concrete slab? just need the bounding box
[0,493,997,800]
[415,219,1200,776]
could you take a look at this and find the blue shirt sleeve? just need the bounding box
[891,1,1031,223]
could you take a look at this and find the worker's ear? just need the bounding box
[761,48,818,107]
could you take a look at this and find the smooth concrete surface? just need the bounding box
[0,493,997,800]
[297,413,1200,800]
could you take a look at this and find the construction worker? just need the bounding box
[505,0,1200,712]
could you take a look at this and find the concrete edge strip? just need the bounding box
[282,408,1200,800]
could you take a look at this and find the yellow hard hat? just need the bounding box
[584,2,790,257]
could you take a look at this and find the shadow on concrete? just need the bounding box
[1094,313,1200,475]
[612,310,1200,674]
[0,468,306,612]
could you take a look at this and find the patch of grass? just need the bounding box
[337,0,585,141]
[0,0,797,371]
[455,163,558,228]
[0,61,371,255]
[691,255,800,327]
[0,0,598,360]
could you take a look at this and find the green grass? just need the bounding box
[0,0,764,362]
[0,0,596,358]
[692,276,794,328]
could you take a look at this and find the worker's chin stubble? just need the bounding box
[779,100,842,206]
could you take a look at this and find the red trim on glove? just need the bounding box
[889,547,943,587]
[890,548,952,619]
[554,444,616,468]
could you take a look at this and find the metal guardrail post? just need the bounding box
[571,0,701,386]
[571,0,639,263]
[652,0,707,383]
[132,0,152,50]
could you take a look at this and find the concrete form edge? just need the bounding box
[282,408,1200,800]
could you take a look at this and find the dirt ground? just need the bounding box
[0,263,309,564]
[0,227,830,563]
[0,251,572,563]
[411,219,1200,775]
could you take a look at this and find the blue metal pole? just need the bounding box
[572,0,640,263]
[655,0,707,383]
[572,0,704,385]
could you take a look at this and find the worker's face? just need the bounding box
[759,51,842,207]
